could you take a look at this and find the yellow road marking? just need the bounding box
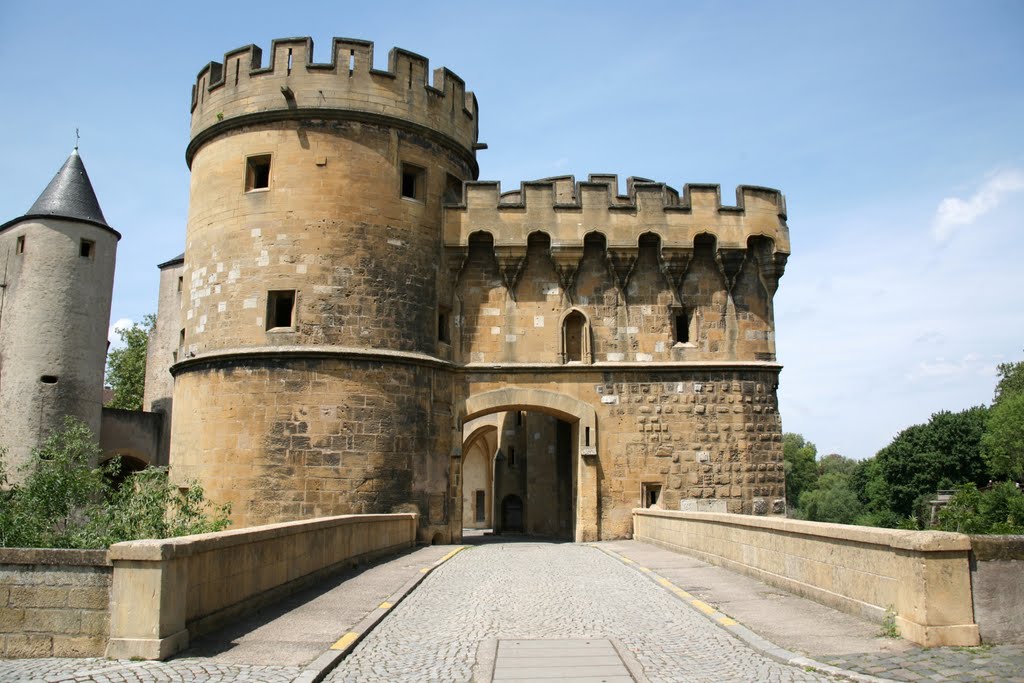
[420,567,430,573]
[439,546,467,563]
[672,587,693,600]
[330,632,358,651]
[657,577,673,588]
[620,556,635,564]
[718,616,737,626]
[379,602,392,610]
[639,567,651,573]
[691,599,716,615]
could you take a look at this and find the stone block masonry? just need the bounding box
[0,548,111,658]
[633,509,981,647]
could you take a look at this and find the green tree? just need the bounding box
[993,357,1024,405]
[783,433,818,506]
[871,406,990,520]
[0,417,231,549]
[798,471,863,524]
[937,481,1024,534]
[982,358,1024,483]
[105,314,155,410]
[982,392,1024,482]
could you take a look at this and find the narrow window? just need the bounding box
[516,411,523,426]
[177,276,183,293]
[674,308,690,344]
[438,308,451,344]
[508,446,516,467]
[585,426,591,447]
[642,483,662,508]
[179,328,185,347]
[563,310,586,362]
[80,239,94,258]
[16,235,25,254]
[400,163,425,201]
[245,154,272,192]
[266,290,296,330]
[475,490,486,523]
[287,48,293,75]
[444,173,462,204]
[348,49,355,75]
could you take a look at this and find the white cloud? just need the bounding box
[905,353,997,382]
[931,168,1024,242]
[107,318,134,349]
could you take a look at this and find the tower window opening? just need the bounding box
[287,48,293,75]
[177,276,183,293]
[444,173,462,204]
[508,446,516,467]
[401,163,425,201]
[563,310,586,362]
[438,308,451,344]
[674,308,690,344]
[585,426,591,447]
[179,328,185,347]
[40,375,58,384]
[245,155,272,192]
[80,239,94,258]
[16,235,25,254]
[642,482,662,508]
[349,50,355,75]
[234,60,240,85]
[266,290,296,330]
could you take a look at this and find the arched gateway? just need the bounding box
[458,389,599,542]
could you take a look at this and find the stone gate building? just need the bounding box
[142,36,791,543]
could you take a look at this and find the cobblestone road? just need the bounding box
[325,541,833,682]
[0,658,299,682]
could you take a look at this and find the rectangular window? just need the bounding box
[245,154,272,192]
[80,239,95,258]
[438,308,451,344]
[674,308,691,344]
[400,163,425,201]
[507,446,516,467]
[642,483,663,508]
[266,290,296,330]
[16,235,25,254]
[444,173,462,204]
[177,276,183,293]
[475,490,486,523]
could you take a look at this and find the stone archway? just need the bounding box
[458,388,599,542]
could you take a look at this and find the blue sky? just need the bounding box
[2,1,1022,460]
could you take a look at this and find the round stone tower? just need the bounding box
[0,148,119,481]
[171,38,478,539]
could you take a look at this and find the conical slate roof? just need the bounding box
[27,148,108,226]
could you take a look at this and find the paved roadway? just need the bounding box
[323,540,832,682]
[3,537,1023,682]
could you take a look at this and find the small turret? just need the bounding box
[0,149,119,481]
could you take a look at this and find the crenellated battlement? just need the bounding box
[187,37,479,168]
[444,174,790,254]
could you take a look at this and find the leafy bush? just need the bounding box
[937,481,1024,535]
[0,417,230,549]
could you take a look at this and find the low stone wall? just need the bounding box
[633,509,979,647]
[106,512,418,660]
[970,535,1024,644]
[0,549,111,658]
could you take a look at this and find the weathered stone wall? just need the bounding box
[143,257,184,466]
[171,356,453,541]
[99,407,163,467]
[462,368,783,539]
[633,510,980,647]
[0,219,117,481]
[0,549,111,658]
[969,535,1024,644]
[106,513,417,660]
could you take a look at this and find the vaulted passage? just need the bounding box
[461,410,575,541]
